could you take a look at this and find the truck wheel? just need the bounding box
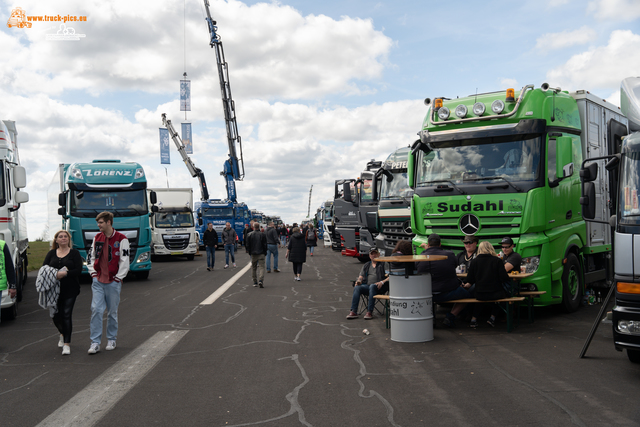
[186,254,195,261]
[628,349,640,364]
[137,271,150,280]
[16,264,23,303]
[561,253,583,313]
[357,255,370,263]
[1,303,17,321]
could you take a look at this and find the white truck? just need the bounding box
[0,120,29,320]
[148,188,198,260]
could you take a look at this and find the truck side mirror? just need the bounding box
[408,152,415,187]
[58,192,66,207]
[198,218,203,226]
[580,182,596,220]
[58,207,65,216]
[579,163,598,182]
[13,166,26,189]
[365,211,378,232]
[556,137,574,179]
[14,191,28,204]
[149,190,157,205]
[343,182,353,202]
[151,205,159,213]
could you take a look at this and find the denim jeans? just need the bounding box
[225,244,235,265]
[309,245,315,255]
[280,236,287,246]
[350,283,384,313]
[433,285,474,304]
[90,278,121,343]
[266,244,278,271]
[206,246,216,268]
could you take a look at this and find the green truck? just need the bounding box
[50,160,153,279]
[408,83,626,311]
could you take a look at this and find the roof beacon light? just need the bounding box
[506,88,515,102]
[472,102,486,116]
[434,98,443,110]
[455,104,468,118]
[491,99,505,114]
[437,106,450,120]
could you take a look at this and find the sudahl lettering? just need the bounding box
[437,200,504,213]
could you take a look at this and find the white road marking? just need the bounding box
[200,262,251,305]
[36,330,188,427]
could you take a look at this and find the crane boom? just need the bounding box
[307,185,313,218]
[161,113,210,201]
[203,0,245,202]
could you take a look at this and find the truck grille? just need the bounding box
[162,234,190,250]
[382,221,414,250]
[423,215,521,248]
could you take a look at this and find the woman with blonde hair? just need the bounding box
[464,241,510,328]
[42,230,83,355]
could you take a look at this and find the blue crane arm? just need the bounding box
[204,0,245,191]
[161,113,210,201]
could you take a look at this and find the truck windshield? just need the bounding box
[202,208,233,218]
[380,171,411,199]
[154,211,194,228]
[360,180,373,202]
[416,136,541,186]
[70,189,148,217]
[619,151,640,225]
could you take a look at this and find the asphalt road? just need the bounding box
[1,244,639,427]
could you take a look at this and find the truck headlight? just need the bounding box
[454,104,468,118]
[617,320,640,335]
[473,102,485,116]
[521,256,540,274]
[136,252,150,263]
[135,168,145,179]
[437,107,450,120]
[491,99,505,114]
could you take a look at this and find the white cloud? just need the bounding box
[545,30,640,92]
[500,78,519,89]
[535,26,597,50]
[587,0,640,22]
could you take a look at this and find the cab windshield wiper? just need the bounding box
[465,176,522,192]
[420,180,466,195]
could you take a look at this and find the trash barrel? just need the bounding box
[389,273,433,342]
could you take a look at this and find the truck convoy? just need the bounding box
[373,146,414,255]
[580,77,640,363]
[408,82,626,312]
[148,188,197,260]
[0,120,29,320]
[50,160,153,279]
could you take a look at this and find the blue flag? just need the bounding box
[159,128,170,164]
[182,123,193,155]
[180,80,191,112]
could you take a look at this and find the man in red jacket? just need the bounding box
[86,211,130,354]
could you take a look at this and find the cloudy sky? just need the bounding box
[1,0,640,240]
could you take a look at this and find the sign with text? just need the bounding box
[180,80,191,112]
[159,128,170,165]
[181,122,193,154]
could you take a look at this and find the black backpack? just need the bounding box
[307,229,316,241]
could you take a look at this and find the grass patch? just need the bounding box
[27,241,51,272]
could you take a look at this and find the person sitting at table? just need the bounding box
[388,240,413,274]
[499,237,522,273]
[416,233,473,328]
[464,241,510,328]
[346,247,389,320]
[456,234,479,273]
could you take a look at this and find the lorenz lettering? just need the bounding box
[83,170,133,177]
[437,200,504,213]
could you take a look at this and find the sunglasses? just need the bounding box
[501,245,511,249]
[463,241,474,244]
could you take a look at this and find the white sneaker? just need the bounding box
[224,264,229,269]
[106,340,117,351]
[62,345,70,355]
[88,343,100,354]
[233,263,237,268]
[58,335,64,348]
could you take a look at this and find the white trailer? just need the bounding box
[148,188,197,260]
[0,120,29,320]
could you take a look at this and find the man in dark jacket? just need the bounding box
[203,223,218,271]
[246,223,267,288]
[346,248,389,320]
[265,222,280,273]
[222,222,237,268]
[417,233,473,328]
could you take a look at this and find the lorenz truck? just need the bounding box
[0,120,29,320]
[49,160,153,279]
[148,188,197,260]
[408,82,626,312]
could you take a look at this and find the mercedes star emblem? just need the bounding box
[459,214,480,235]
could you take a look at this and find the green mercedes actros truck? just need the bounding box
[408,83,626,312]
[50,160,153,279]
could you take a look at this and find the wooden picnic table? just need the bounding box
[457,272,534,280]
[376,254,448,263]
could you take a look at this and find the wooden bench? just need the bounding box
[445,296,525,332]
[519,291,546,323]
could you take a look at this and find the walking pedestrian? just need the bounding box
[43,230,82,355]
[246,222,267,288]
[305,224,317,256]
[242,223,251,247]
[265,222,280,273]
[286,226,307,281]
[222,222,237,268]
[278,224,288,247]
[203,223,218,271]
[86,211,130,354]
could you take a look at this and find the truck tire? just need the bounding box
[16,263,23,303]
[186,254,195,261]
[137,271,150,280]
[561,253,583,313]
[357,255,370,263]
[628,349,640,364]
[1,303,17,321]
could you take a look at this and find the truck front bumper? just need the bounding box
[613,302,640,352]
[152,243,197,256]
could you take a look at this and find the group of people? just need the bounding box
[202,222,239,271]
[37,211,130,356]
[346,233,522,329]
